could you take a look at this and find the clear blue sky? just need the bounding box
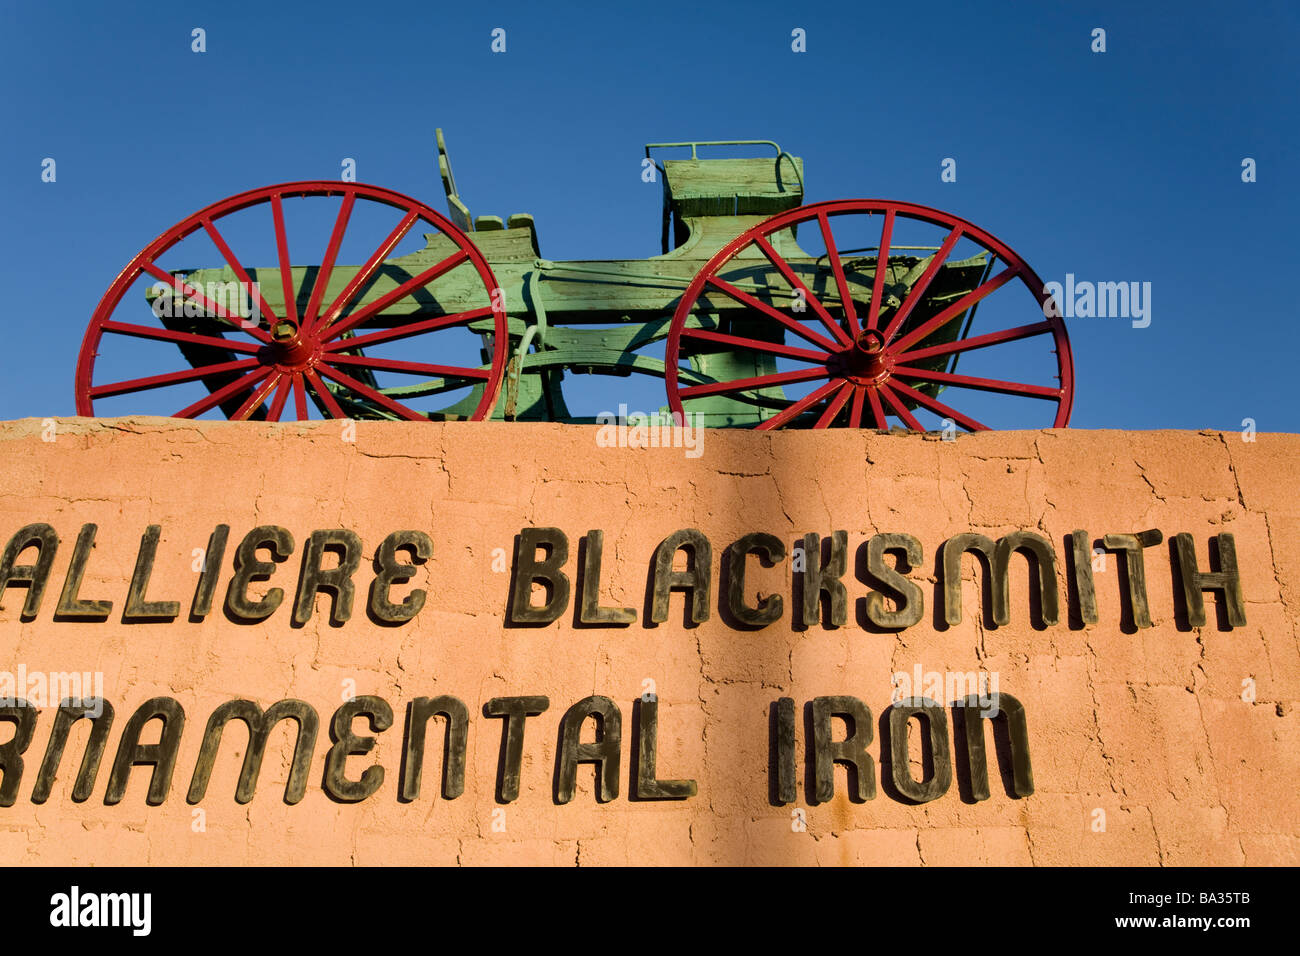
[2,0,1296,430]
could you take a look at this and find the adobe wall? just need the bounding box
[0,418,1296,865]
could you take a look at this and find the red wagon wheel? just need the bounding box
[664,199,1074,430]
[76,182,509,421]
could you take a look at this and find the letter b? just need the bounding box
[508,528,570,624]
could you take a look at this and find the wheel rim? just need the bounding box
[664,199,1074,430]
[76,182,509,421]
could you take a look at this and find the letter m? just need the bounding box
[942,532,1060,627]
[1097,281,1128,318]
[208,280,245,318]
[946,671,980,702]
[48,672,83,704]
[187,699,319,804]
[101,893,130,926]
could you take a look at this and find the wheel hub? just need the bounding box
[836,328,893,386]
[265,320,321,370]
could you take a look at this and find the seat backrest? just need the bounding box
[662,154,804,219]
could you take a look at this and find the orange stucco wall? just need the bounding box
[0,418,1296,865]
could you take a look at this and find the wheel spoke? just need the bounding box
[230,373,283,421]
[878,383,923,430]
[303,367,346,418]
[891,265,1020,354]
[887,379,990,431]
[319,250,469,343]
[292,373,309,420]
[848,385,865,428]
[819,213,859,336]
[891,365,1063,400]
[756,380,844,431]
[813,381,855,428]
[267,373,293,421]
[303,191,356,331]
[325,306,493,352]
[100,320,263,354]
[89,357,261,399]
[200,218,276,340]
[706,276,840,352]
[753,235,852,348]
[327,353,491,379]
[319,209,421,328]
[881,226,963,342]
[866,387,887,429]
[174,367,273,419]
[680,326,830,363]
[896,320,1055,363]
[270,193,299,326]
[316,363,427,421]
[865,208,895,332]
[680,365,830,400]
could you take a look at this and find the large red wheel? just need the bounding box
[76,182,509,421]
[664,199,1074,430]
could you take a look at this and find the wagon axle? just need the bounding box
[77,133,1074,430]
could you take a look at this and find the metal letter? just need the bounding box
[811,696,875,803]
[293,529,362,625]
[1069,530,1099,624]
[32,698,114,804]
[324,696,393,802]
[400,696,468,801]
[957,693,1033,800]
[483,696,549,803]
[189,524,229,620]
[0,523,59,620]
[224,526,294,622]
[55,524,112,621]
[578,530,635,624]
[556,695,621,804]
[123,525,180,621]
[104,697,186,805]
[864,533,924,629]
[801,531,848,627]
[187,699,318,804]
[774,697,797,805]
[887,699,951,803]
[724,532,785,627]
[634,699,696,799]
[1173,532,1247,627]
[943,532,1058,627]
[1102,529,1163,628]
[508,528,570,624]
[369,530,432,624]
[650,529,711,624]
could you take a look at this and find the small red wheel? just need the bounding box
[76,182,509,421]
[664,199,1074,430]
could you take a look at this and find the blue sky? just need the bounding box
[2,0,1296,430]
